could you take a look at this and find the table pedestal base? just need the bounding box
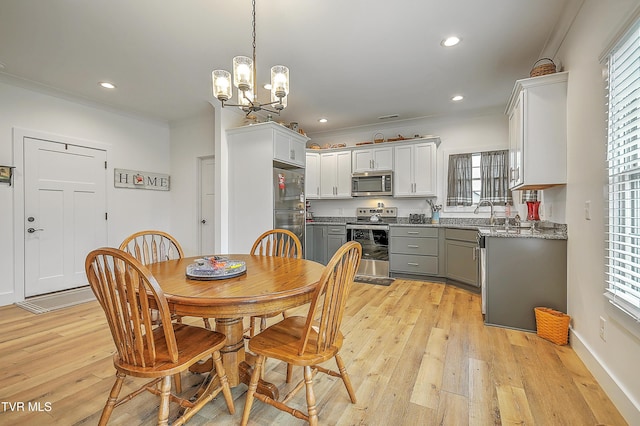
[188,317,279,401]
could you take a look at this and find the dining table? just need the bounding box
[145,253,325,400]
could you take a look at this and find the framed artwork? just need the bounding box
[0,166,13,185]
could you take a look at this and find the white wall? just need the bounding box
[0,77,171,305]
[169,106,215,256]
[556,0,640,422]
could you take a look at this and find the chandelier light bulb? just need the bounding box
[212,70,232,102]
[233,56,254,92]
[271,65,289,99]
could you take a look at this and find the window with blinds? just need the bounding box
[604,18,640,321]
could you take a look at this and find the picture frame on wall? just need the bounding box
[0,166,13,185]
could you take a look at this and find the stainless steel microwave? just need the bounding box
[351,171,393,197]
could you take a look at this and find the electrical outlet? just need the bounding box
[599,316,606,341]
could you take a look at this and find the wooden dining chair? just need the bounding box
[85,247,235,426]
[119,230,212,330]
[241,241,362,426]
[248,229,303,337]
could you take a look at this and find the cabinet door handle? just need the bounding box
[370,159,374,168]
[407,262,420,266]
[290,149,295,160]
[473,247,477,261]
[407,231,419,235]
[407,245,419,248]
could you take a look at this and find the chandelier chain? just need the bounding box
[251,0,257,98]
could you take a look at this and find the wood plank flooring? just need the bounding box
[0,279,627,425]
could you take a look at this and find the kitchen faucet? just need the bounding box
[474,200,496,225]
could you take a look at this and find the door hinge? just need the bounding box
[104,161,107,169]
[105,212,108,220]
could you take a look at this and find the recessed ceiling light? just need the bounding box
[441,36,461,47]
[99,82,116,89]
[319,118,328,123]
[452,95,464,101]
[378,114,399,120]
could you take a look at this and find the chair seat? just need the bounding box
[114,323,226,377]
[248,316,343,366]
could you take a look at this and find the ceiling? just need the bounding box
[0,0,573,136]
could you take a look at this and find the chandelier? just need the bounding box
[211,0,289,116]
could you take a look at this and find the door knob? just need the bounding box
[27,228,44,233]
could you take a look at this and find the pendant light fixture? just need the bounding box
[212,0,289,116]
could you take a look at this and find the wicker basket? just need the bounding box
[530,58,557,77]
[534,307,570,345]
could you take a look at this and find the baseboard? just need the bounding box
[570,328,640,424]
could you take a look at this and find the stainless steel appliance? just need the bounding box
[346,207,397,277]
[351,171,393,197]
[274,167,305,251]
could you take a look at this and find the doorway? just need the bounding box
[199,156,215,255]
[23,137,107,297]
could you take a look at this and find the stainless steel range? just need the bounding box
[346,207,397,277]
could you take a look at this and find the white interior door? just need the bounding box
[24,138,107,297]
[199,156,215,255]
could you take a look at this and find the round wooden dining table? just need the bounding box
[146,254,325,397]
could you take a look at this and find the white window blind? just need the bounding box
[605,18,640,321]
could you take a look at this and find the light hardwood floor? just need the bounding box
[0,279,627,425]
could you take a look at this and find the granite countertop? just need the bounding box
[307,217,568,240]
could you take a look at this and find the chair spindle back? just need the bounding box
[299,241,361,355]
[119,230,184,265]
[251,229,302,259]
[85,248,179,367]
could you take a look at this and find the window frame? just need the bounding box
[442,146,511,214]
[603,15,640,324]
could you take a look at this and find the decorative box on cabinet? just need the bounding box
[506,72,568,190]
[393,140,439,197]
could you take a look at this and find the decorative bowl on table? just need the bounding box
[186,256,246,280]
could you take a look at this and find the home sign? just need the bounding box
[114,168,170,191]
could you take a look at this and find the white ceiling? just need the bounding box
[0,0,573,135]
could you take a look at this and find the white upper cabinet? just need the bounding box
[506,72,568,190]
[352,146,393,172]
[272,124,308,167]
[319,151,352,198]
[305,152,321,199]
[393,140,438,197]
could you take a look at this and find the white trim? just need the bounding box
[599,2,640,63]
[571,328,640,424]
[11,127,110,304]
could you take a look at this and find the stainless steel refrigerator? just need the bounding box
[273,167,305,252]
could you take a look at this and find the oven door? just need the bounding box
[347,225,389,277]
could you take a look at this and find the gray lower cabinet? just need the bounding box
[306,224,346,265]
[484,236,567,332]
[390,227,439,276]
[444,229,479,287]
